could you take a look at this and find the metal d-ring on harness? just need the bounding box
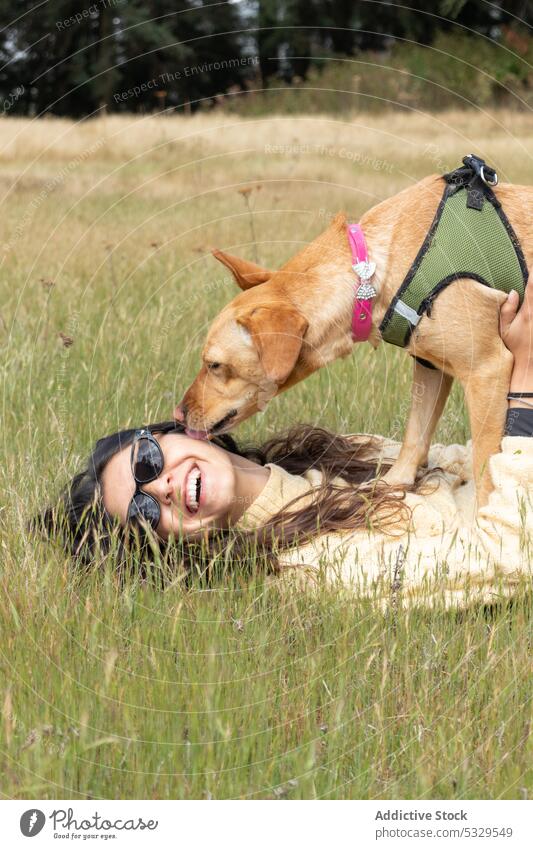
[463,152,499,190]
[378,154,528,361]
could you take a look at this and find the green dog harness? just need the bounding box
[379,155,528,351]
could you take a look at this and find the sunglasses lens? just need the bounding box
[127,492,161,530]
[133,436,163,483]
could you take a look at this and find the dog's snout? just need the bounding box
[174,402,187,423]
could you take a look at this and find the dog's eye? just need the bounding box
[208,362,221,371]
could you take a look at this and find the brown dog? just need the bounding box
[176,173,533,504]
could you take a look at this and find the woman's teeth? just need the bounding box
[186,466,201,513]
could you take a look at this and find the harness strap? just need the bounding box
[379,155,528,349]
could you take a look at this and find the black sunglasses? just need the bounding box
[126,429,166,530]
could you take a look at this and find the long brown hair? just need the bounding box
[39,422,411,581]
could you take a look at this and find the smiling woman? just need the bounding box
[38,408,533,608]
[100,425,270,540]
[38,421,401,581]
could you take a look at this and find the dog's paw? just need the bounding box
[383,466,417,488]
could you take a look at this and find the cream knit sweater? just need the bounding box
[236,436,533,608]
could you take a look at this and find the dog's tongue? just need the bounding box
[185,428,209,441]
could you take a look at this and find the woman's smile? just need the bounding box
[184,464,202,514]
[180,458,226,523]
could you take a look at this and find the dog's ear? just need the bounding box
[212,249,272,290]
[237,307,308,385]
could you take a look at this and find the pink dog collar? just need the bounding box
[347,223,377,342]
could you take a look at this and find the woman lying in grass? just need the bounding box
[42,284,533,608]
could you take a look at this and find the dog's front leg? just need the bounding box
[384,360,453,487]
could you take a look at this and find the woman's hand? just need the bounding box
[500,279,533,400]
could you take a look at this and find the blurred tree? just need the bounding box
[0,0,249,115]
[113,0,248,112]
[256,0,283,84]
[0,1,113,116]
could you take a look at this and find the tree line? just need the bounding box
[0,0,530,117]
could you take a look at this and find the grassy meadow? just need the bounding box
[1,110,533,799]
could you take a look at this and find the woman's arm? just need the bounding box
[500,279,533,435]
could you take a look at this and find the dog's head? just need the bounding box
[175,250,310,436]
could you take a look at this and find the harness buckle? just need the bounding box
[465,153,498,187]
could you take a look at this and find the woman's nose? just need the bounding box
[144,473,174,504]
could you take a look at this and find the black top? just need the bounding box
[505,408,533,437]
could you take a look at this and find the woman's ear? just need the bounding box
[237,306,308,385]
[212,249,272,290]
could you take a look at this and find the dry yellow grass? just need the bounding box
[1,109,532,164]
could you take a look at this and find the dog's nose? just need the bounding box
[174,402,187,423]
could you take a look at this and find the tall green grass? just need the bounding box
[0,113,532,799]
